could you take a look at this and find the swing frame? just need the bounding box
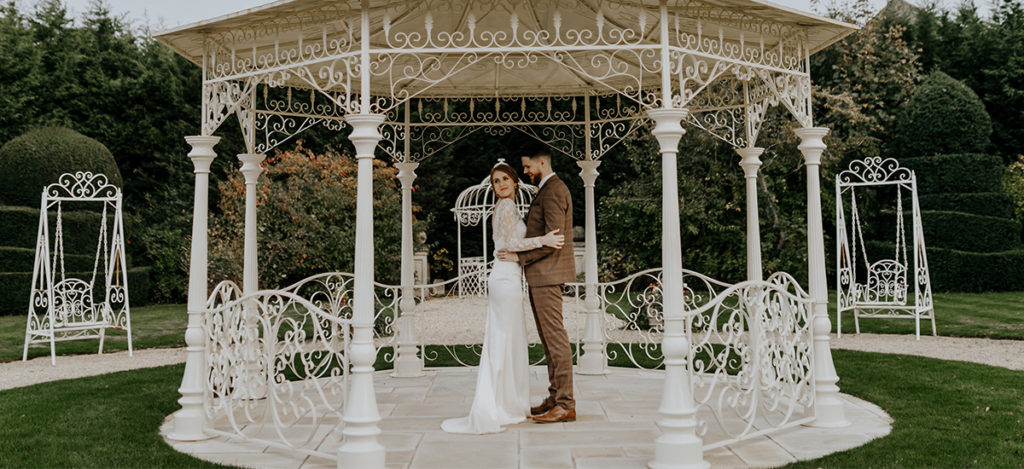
[836,157,935,340]
[23,171,132,365]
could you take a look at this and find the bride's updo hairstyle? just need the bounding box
[490,162,520,201]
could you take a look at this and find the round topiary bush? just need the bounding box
[0,127,123,207]
[894,71,993,158]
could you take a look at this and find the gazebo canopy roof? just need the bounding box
[154,0,856,99]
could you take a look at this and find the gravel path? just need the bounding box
[1,348,186,391]
[829,333,1024,371]
[2,297,1021,391]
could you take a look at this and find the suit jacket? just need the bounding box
[518,174,575,286]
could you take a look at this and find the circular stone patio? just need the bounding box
[160,367,891,469]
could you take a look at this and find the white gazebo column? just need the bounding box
[576,159,605,375]
[737,146,765,410]
[794,127,849,428]
[238,153,265,399]
[339,112,387,468]
[393,161,424,378]
[737,147,764,282]
[648,108,708,469]
[168,135,220,441]
[239,153,264,294]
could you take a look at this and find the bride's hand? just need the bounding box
[541,229,564,249]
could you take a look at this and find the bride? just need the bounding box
[441,162,564,434]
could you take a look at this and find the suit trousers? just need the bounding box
[528,284,574,410]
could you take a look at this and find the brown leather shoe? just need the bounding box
[530,399,555,416]
[532,405,576,423]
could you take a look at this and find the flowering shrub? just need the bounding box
[1004,155,1024,239]
[209,143,422,288]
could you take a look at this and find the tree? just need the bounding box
[893,71,992,157]
[209,143,422,287]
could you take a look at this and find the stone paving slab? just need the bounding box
[161,366,893,468]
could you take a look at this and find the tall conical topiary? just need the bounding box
[894,71,992,158]
[0,126,123,207]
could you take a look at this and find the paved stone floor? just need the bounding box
[161,367,892,468]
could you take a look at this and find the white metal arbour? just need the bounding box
[23,171,132,365]
[451,166,536,297]
[836,156,935,339]
[155,1,857,467]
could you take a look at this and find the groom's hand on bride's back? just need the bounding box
[496,249,518,262]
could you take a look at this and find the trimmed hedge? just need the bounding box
[0,206,109,252]
[0,246,95,273]
[914,192,1014,219]
[901,154,1004,194]
[0,266,151,316]
[894,71,992,158]
[878,210,1021,253]
[866,241,1024,292]
[0,127,123,208]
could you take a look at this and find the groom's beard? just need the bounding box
[527,173,538,184]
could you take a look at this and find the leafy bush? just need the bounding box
[0,127,123,207]
[879,210,1021,253]
[915,192,1013,219]
[208,144,422,288]
[0,206,110,253]
[894,71,992,158]
[902,154,1004,194]
[1004,156,1024,237]
[0,246,94,273]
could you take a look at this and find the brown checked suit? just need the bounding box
[518,174,575,410]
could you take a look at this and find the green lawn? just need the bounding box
[0,304,187,363]
[830,291,1024,340]
[787,350,1024,468]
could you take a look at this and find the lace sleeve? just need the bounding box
[494,198,542,252]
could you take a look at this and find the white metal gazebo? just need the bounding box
[155,2,858,467]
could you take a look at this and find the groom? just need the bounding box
[496,146,576,424]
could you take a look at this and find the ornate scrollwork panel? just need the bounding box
[836,157,913,185]
[203,290,349,458]
[44,172,120,200]
[690,272,815,444]
[203,79,258,137]
[756,69,812,128]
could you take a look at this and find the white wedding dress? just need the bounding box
[441,197,539,434]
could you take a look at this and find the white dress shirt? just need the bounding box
[538,172,556,190]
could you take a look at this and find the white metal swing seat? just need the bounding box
[858,259,908,306]
[50,278,104,329]
[23,172,133,365]
[836,157,936,340]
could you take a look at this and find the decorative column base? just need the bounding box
[392,306,425,378]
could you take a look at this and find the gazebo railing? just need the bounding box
[565,268,815,447]
[690,272,815,448]
[279,272,402,363]
[202,285,350,461]
[200,266,813,456]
